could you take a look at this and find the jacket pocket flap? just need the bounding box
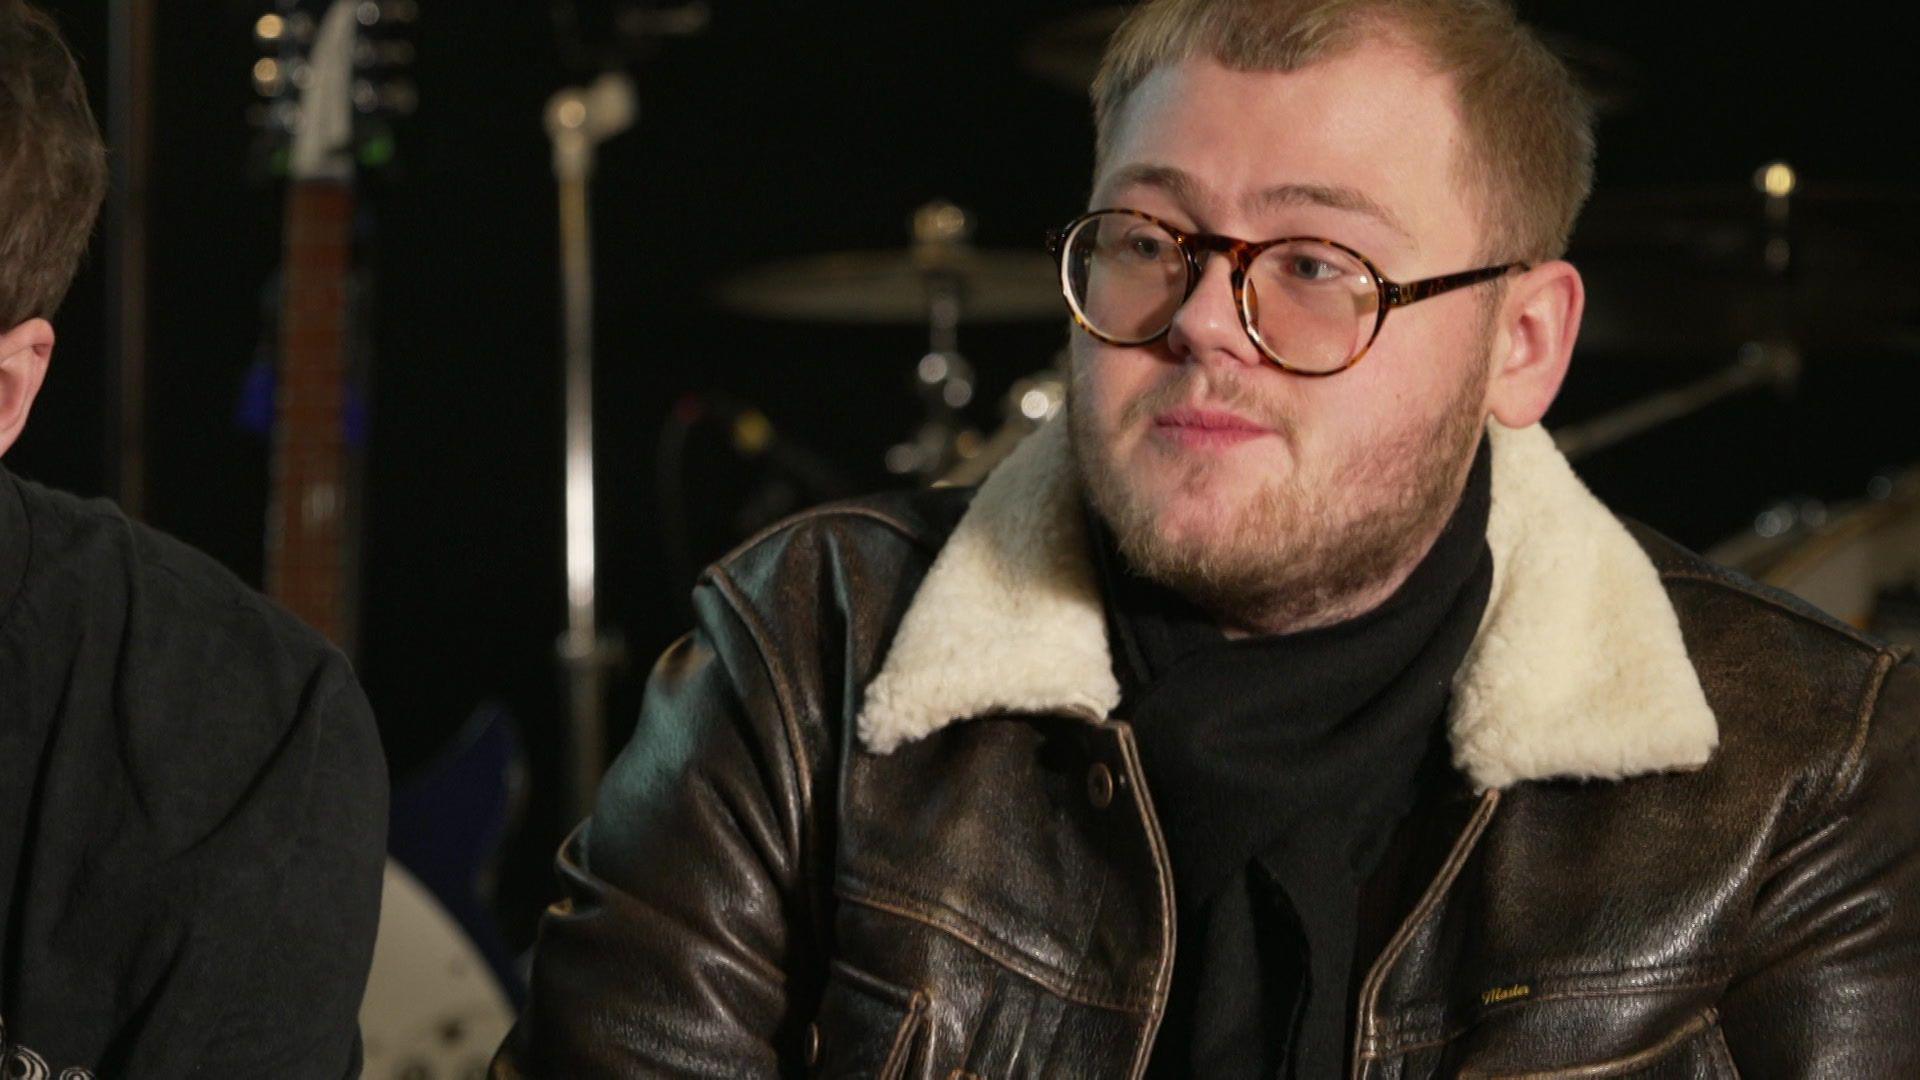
[811,961,930,1079]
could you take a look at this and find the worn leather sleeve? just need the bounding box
[493,578,822,1078]
[1718,653,1920,1076]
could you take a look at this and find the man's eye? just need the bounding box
[1126,235,1164,260]
[1286,255,1338,280]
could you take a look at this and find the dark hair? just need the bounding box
[0,0,108,326]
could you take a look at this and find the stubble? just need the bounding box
[1070,345,1491,635]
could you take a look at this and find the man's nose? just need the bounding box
[1165,252,1263,368]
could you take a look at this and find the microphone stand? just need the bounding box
[545,72,634,829]
[542,2,709,827]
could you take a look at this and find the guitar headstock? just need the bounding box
[250,0,418,181]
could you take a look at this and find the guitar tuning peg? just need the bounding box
[270,99,303,134]
[252,56,288,97]
[254,13,288,46]
[353,38,416,69]
[352,79,417,117]
[381,80,419,116]
[356,1,418,27]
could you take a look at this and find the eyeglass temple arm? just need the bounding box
[1383,263,1529,308]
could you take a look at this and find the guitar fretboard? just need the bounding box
[265,180,355,652]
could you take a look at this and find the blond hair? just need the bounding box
[1092,0,1594,264]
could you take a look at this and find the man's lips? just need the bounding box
[1151,406,1274,447]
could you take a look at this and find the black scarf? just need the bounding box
[1094,441,1493,1079]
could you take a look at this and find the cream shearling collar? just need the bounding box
[857,417,1718,790]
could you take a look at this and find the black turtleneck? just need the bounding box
[1093,441,1494,1079]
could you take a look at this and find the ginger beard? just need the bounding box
[1068,320,1493,635]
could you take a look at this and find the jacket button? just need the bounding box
[1087,763,1115,809]
[806,1022,821,1066]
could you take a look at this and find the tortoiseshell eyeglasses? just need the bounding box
[1046,208,1528,376]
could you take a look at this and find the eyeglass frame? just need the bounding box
[1046,207,1530,376]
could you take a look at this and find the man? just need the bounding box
[0,4,387,1075]
[498,0,1920,1075]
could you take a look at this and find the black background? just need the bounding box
[26,1,1920,947]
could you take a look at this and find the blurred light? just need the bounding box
[914,200,972,245]
[917,353,949,384]
[885,445,920,475]
[255,13,286,42]
[252,57,284,95]
[1757,161,1798,198]
[356,1,382,27]
[359,132,396,168]
[555,99,587,130]
[1020,389,1053,420]
[731,411,774,456]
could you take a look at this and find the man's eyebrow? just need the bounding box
[1099,163,1207,209]
[1101,164,1417,249]
[1252,182,1416,248]
[1098,163,1413,251]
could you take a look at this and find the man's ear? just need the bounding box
[0,318,56,458]
[1485,261,1583,430]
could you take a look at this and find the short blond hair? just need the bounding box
[1092,0,1594,264]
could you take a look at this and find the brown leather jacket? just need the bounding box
[493,421,1920,1078]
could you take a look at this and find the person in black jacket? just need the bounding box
[0,4,388,1075]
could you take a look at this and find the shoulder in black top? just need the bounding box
[0,466,388,1078]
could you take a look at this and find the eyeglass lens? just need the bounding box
[1062,211,1383,374]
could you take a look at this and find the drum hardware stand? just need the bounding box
[886,200,981,479]
[1554,340,1800,461]
[1756,160,1796,277]
[1559,161,1813,463]
[545,72,636,827]
[939,364,1067,488]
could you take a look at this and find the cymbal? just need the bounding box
[1576,183,1920,260]
[1571,184,1920,354]
[1576,269,1920,355]
[1020,9,1639,114]
[1021,8,1124,95]
[716,246,1063,324]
